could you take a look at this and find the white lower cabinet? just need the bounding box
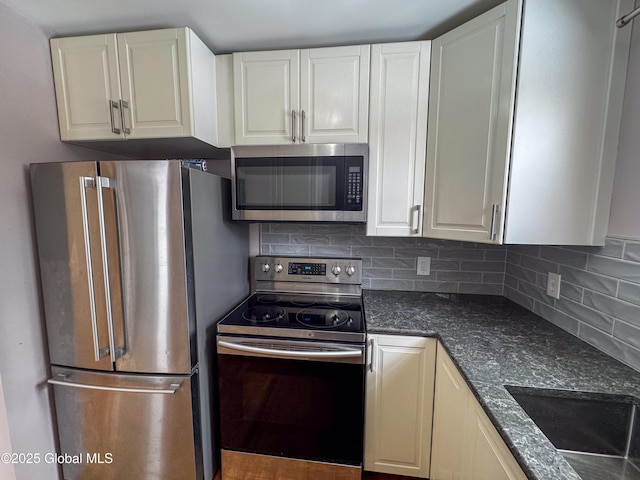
[431,343,528,480]
[364,335,436,477]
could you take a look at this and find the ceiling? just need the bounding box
[0,0,503,54]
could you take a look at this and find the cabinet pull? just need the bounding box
[119,100,131,135]
[301,110,306,143]
[108,100,121,135]
[367,338,375,372]
[291,110,296,143]
[411,205,422,235]
[489,204,500,241]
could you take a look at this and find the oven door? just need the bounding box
[217,336,365,466]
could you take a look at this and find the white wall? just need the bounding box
[0,3,123,479]
[608,12,640,238]
[0,373,16,480]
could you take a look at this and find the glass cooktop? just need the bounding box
[217,293,366,343]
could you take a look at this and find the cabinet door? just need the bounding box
[300,45,370,143]
[367,42,430,237]
[50,34,124,140]
[233,50,300,145]
[365,335,436,477]
[430,343,469,480]
[117,28,192,139]
[464,402,528,480]
[423,1,520,244]
[431,344,528,480]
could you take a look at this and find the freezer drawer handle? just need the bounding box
[218,340,363,360]
[47,374,182,395]
[79,176,110,362]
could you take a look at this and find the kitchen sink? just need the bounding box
[506,386,640,480]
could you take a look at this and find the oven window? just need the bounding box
[235,157,343,210]
[218,354,364,465]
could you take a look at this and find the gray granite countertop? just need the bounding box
[363,290,640,480]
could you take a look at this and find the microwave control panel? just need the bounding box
[345,158,363,210]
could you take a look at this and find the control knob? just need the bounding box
[345,265,356,276]
[261,263,270,273]
[331,265,341,276]
[275,263,284,273]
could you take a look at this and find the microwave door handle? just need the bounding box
[218,340,363,360]
[79,176,109,362]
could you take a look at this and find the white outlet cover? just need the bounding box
[417,256,431,276]
[547,272,561,299]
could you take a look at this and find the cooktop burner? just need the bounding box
[242,305,286,323]
[295,308,351,328]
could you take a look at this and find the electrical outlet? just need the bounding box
[417,257,431,276]
[547,272,561,299]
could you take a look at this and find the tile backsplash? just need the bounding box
[261,225,640,372]
[260,223,506,294]
[504,237,640,372]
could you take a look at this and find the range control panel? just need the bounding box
[288,262,327,276]
[254,256,362,285]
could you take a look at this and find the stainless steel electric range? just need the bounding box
[217,256,365,480]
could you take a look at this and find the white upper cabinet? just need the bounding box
[233,45,369,145]
[423,1,521,244]
[423,0,633,245]
[51,34,123,140]
[233,50,299,145]
[300,46,369,143]
[51,28,218,145]
[367,42,430,237]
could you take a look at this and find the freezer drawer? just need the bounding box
[50,366,202,480]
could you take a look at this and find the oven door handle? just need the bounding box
[218,340,363,361]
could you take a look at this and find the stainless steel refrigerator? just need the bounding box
[30,160,249,480]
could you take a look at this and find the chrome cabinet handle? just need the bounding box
[368,338,375,372]
[218,340,363,360]
[119,100,130,135]
[301,109,306,143]
[108,100,121,135]
[411,205,422,235]
[95,176,124,363]
[79,176,109,362]
[489,204,500,241]
[291,110,296,143]
[48,374,181,395]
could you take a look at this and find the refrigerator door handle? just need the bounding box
[95,175,125,363]
[79,176,110,362]
[48,374,182,394]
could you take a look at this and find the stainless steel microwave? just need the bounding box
[231,144,368,222]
